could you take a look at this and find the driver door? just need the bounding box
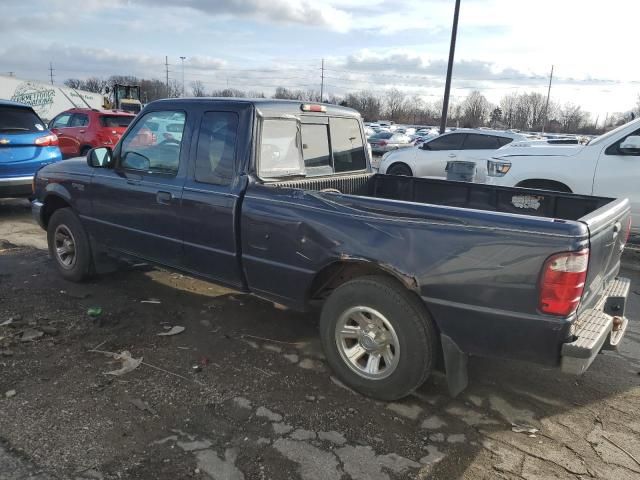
[87,110,190,266]
[419,133,466,177]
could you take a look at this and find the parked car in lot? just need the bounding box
[0,100,62,198]
[32,98,633,400]
[379,129,526,177]
[368,131,413,156]
[48,108,135,158]
[486,117,640,235]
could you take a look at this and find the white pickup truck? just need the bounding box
[487,118,640,234]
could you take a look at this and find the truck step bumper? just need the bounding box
[561,277,630,375]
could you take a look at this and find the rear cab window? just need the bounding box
[258,115,366,179]
[0,106,46,133]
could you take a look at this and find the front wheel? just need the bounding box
[320,275,437,401]
[47,208,93,282]
[387,163,413,176]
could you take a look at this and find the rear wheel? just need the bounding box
[47,208,93,282]
[387,163,413,176]
[80,146,91,157]
[320,275,437,401]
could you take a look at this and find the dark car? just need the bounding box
[31,98,633,400]
[0,100,62,198]
[48,108,135,158]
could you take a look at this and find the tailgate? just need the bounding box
[579,198,631,312]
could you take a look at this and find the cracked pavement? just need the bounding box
[1,198,639,479]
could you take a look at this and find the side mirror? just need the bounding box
[87,147,113,168]
[619,135,640,154]
[420,142,431,150]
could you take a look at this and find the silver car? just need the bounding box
[368,131,413,155]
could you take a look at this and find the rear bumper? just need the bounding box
[0,175,33,197]
[561,277,630,374]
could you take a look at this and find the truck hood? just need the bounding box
[494,143,585,159]
[39,157,91,176]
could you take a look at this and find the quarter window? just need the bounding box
[195,111,238,186]
[301,124,331,174]
[120,111,186,174]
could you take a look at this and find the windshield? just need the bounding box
[0,106,46,133]
[588,117,640,146]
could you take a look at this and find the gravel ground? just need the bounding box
[1,198,639,480]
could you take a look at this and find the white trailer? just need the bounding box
[0,75,102,122]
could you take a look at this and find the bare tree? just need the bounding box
[191,80,207,97]
[384,88,407,122]
[211,88,246,98]
[64,78,82,89]
[461,90,490,128]
[559,102,588,132]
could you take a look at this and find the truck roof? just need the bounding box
[149,97,361,118]
[0,99,33,109]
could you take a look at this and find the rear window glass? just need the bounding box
[427,133,465,150]
[301,124,331,174]
[0,106,45,133]
[330,117,366,172]
[497,136,514,147]
[100,115,134,128]
[259,117,367,179]
[260,120,303,178]
[371,132,393,140]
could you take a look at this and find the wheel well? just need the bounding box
[309,261,419,302]
[80,145,92,155]
[516,179,572,193]
[387,162,413,176]
[42,195,71,228]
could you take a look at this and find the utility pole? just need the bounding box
[180,56,186,97]
[49,62,55,85]
[541,65,554,134]
[439,0,461,134]
[320,58,325,103]
[165,56,170,97]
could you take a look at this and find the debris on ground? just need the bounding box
[0,318,14,326]
[87,307,102,318]
[5,389,17,398]
[40,326,59,336]
[104,351,143,376]
[20,328,44,342]
[157,326,185,336]
[511,423,539,435]
[129,398,157,415]
[0,349,14,356]
[141,299,162,304]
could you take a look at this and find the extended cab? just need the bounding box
[32,99,633,400]
[486,117,640,236]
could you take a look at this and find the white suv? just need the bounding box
[378,129,527,178]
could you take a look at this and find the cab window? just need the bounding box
[330,117,366,172]
[120,111,186,174]
[195,111,238,186]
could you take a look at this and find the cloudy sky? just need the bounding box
[2,0,639,118]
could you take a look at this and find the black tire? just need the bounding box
[80,146,91,157]
[320,275,437,401]
[47,208,93,282]
[387,163,413,176]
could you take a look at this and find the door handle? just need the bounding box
[79,130,86,133]
[156,191,173,205]
[448,153,457,158]
[126,179,141,186]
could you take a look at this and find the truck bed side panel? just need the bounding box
[241,183,588,363]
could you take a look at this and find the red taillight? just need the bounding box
[34,134,59,147]
[539,249,589,316]
[379,140,388,146]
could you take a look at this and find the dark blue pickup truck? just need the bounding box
[32,98,633,400]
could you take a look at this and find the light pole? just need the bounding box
[180,56,186,97]
[439,0,461,134]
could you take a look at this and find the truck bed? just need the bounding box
[274,173,614,221]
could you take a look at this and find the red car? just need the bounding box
[48,108,135,158]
